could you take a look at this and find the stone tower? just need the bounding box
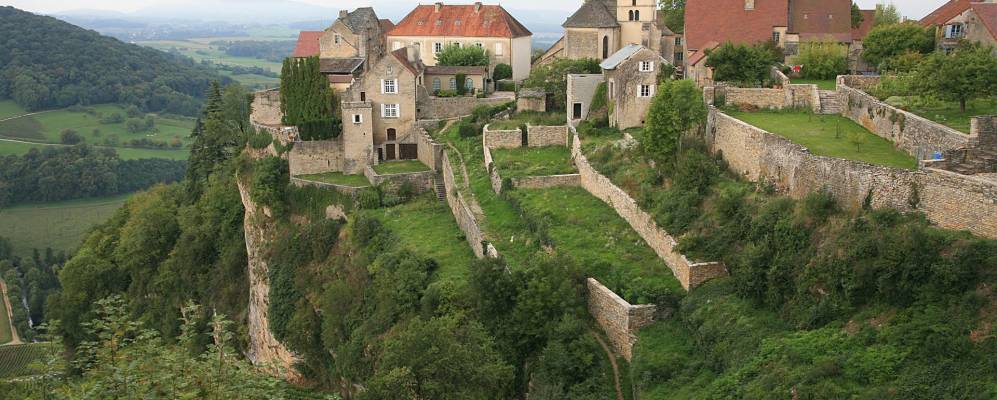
[615,0,660,52]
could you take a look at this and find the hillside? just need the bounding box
[0,6,229,116]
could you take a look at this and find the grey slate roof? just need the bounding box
[319,58,365,74]
[341,7,380,33]
[563,0,619,28]
[599,44,644,70]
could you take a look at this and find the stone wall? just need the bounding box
[838,75,881,91]
[586,278,656,362]
[363,167,435,194]
[839,84,971,160]
[724,87,788,109]
[290,176,366,197]
[483,124,523,149]
[511,174,581,190]
[288,139,345,176]
[567,74,604,122]
[482,144,505,194]
[417,129,445,172]
[571,127,728,290]
[442,151,500,258]
[418,95,514,120]
[707,108,997,239]
[526,124,569,147]
[251,89,283,126]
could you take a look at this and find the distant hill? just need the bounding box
[0,6,230,116]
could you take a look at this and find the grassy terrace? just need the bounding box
[886,96,997,134]
[0,194,132,257]
[441,122,682,302]
[790,78,835,90]
[295,172,370,187]
[488,111,566,130]
[727,110,918,169]
[491,146,577,177]
[367,195,476,285]
[373,160,430,175]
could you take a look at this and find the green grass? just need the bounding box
[373,160,430,175]
[137,39,284,73]
[0,194,131,257]
[791,78,836,90]
[489,111,567,130]
[0,343,54,378]
[0,285,11,345]
[886,96,997,134]
[0,101,28,120]
[0,140,188,161]
[491,146,577,177]
[727,110,918,169]
[368,196,476,284]
[296,172,370,187]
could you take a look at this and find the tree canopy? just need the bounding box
[705,42,780,87]
[0,6,227,116]
[914,42,997,112]
[436,44,490,67]
[861,23,935,69]
[522,58,601,111]
[643,79,707,161]
[279,56,340,140]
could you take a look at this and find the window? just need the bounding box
[635,10,640,20]
[772,31,781,43]
[675,51,684,61]
[434,42,443,53]
[465,78,474,90]
[629,10,634,21]
[335,34,341,44]
[352,114,362,124]
[387,128,397,141]
[449,78,456,90]
[433,78,441,92]
[639,85,653,97]
[632,0,636,5]
[386,66,393,75]
[475,42,483,48]
[639,61,654,72]
[946,24,965,38]
[608,80,615,98]
[675,37,682,46]
[744,0,754,10]
[382,79,397,94]
[382,104,399,118]
[602,36,609,59]
[496,43,504,55]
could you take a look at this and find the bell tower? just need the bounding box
[616,0,660,51]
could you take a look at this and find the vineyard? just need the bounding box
[0,344,52,379]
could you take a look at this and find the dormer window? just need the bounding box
[386,66,393,75]
[639,61,654,72]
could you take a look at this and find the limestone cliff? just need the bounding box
[237,179,302,382]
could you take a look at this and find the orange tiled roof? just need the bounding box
[921,0,972,26]
[388,3,531,38]
[292,31,323,57]
[852,9,876,40]
[684,0,789,52]
[971,2,997,39]
[790,0,853,42]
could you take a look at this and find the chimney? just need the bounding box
[339,9,348,19]
[435,2,443,12]
[407,45,420,64]
[474,2,482,12]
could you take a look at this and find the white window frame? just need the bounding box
[434,42,443,54]
[639,84,654,98]
[382,79,397,94]
[382,104,399,118]
[352,114,363,124]
[392,41,402,50]
[639,61,654,72]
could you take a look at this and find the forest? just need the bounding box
[0,145,186,206]
[0,7,228,116]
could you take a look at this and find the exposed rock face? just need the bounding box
[237,180,302,382]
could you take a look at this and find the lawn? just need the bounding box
[0,284,11,345]
[296,172,371,187]
[368,195,476,284]
[0,194,131,257]
[790,78,836,90]
[373,160,430,175]
[489,111,567,130]
[727,110,918,169]
[491,145,577,177]
[886,96,997,134]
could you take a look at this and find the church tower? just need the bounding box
[616,0,660,53]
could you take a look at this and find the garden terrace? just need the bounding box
[488,111,567,130]
[790,78,835,90]
[725,109,918,169]
[490,146,577,178]
[372,160,431,175]
[295,171,370,187]
[885,96,997,134]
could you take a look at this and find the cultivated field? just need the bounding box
[0,195,131,257]
[0,343,53,379]
[137,37,285,88]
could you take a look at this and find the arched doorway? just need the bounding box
[387,128,397,141]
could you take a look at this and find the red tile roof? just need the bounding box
[391,48,422,75]
[380,19,395,32]
[684,0,789,52]
[852,9,876,40]
[688,41,719,66]
[970,2,997,39]
[328,75,354,84]
[292,31,323,57]
[388,4,532,38]
[920,0,972,26]
[790,0,853,42]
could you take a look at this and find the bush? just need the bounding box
[356,188,382,210]
[435,90,459,98]
[436,44,489,66]
[497,80,517,92]
[248,130,272,149]
[250,156,287,216]
[99,112,124,124]
[796,40,848,80]
[59,129,82,144]
[493,63,512,81]
[456,73,467,95]
[459,122,482,138]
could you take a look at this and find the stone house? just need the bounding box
[386,2,533,81]
[921,0,997,56]
[423,65,489,95]
[292,8,395,90]
[601,44,666,129]
[539,0,678,66]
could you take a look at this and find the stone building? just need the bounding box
[423,65,489,95]
[292,8,395,90]
[921,0,997,56]
[386,2,533,81]
[601,44,666,129]
[539,0,678,66]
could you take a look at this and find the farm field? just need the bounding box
[0,194,131,258]
[0,283,12,345]
[0,343,53,379]
[0,101,192,160]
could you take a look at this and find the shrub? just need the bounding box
[99,112,124,124]
[356,188,382,210]
[459,122,482,138]
[493,63,512,81]
[60,129,82,144]
[796,40,848,80]
[706,42,780,87]
[436,44,489,66]
[435,90,459,98]
[248,130,272,149]
[250,156,288,216]
[456,73,467,95]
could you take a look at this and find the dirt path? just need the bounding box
[0,137,64,147]
[591,330,624,400]
[0,280,23,345]
[0,110,51,123]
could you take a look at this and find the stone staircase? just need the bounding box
[434,175,447,201]
[818,90,843,114]
[945,148,997,175]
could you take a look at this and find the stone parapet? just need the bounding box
[288,139,344,176]
[363,166,435,194]
[586,278,657,362]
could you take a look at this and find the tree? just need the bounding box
[914,42,997,112]
[643,79,706,161]
[493,63,513,81]
[436,44,490,66]
[851,2,864,28]
[796,40,848,79]
[59,129,82,144]
[861,24,934,69]
[456,73,468,95]
[660,0,685,33]
[705,42,780,87]
[522,58,601,111]
[874,2,901,26]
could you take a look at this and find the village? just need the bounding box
[243,0,997,368]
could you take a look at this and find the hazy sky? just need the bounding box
[1,0,950,20]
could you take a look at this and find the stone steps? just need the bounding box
[434,175,447,201]
[818,91,843,114]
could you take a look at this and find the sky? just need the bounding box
[0,0,950,21]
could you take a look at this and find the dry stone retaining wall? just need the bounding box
[442,151,500,258]
[483,124,523,149]
[586,278,656,362]
[526,124,569,147]
[363,166,435,194]
[571,128,728,290]
[482,144,505,194]
[290,177,366,197]
[511,174,581,190]
[418,96,513,120]
[417,129,445,172]
[288,139,345,176]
